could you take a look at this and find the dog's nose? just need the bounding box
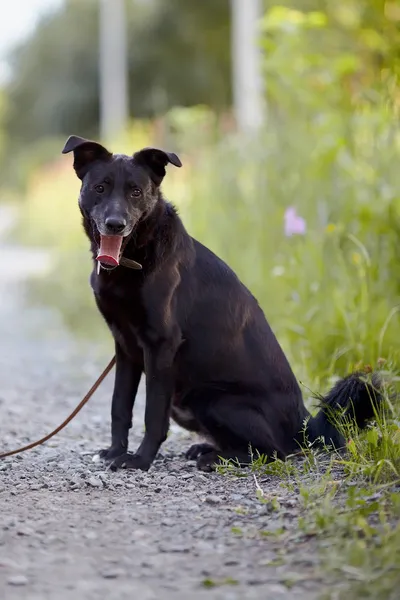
[105,217,127,234]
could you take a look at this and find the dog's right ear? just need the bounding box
[62,135,112,179]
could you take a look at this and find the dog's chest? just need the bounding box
[91,271,147,352]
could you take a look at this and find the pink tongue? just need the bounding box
[97,235,123,267]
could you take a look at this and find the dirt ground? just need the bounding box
[0,207,328,599]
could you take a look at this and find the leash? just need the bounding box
[0,356,116,460]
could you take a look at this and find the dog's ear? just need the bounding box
[133,147,182,185]
[62,135,112,179]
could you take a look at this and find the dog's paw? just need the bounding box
[196,451,218,472]
[185,443,215,461]
[97,445,127,462]
[110,453,151,472]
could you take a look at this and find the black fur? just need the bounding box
[307,372,381,449]
[62,135,382,472]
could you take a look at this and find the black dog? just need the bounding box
[62,135,380,472]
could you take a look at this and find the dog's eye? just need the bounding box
[131,188,141,197]
[95,184,105,194]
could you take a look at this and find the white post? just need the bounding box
[99,0,129,141]
[231,0,265,133]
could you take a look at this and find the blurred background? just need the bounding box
[0,0,400,392]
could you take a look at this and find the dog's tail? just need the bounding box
[305,371,382,449]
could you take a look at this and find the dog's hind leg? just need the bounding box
[187,394,287,472]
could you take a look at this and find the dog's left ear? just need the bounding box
[133,147,182,185]
[62,135,112,179]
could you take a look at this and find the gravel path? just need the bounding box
[0,206,325,599]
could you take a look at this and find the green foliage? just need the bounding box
[339,404,400,484]
[3,0,230,150]
[261,1,400,113]
[4,0,399,161]
[0,91,7,160]
[5,0,100,145]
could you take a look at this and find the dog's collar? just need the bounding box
[120,256,143,270]
[97,255,143,274]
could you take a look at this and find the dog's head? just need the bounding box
[62,135,182,266]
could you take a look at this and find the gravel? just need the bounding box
[0,207,327,599]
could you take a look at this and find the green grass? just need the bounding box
[202,577,239,588]
[303,484,400,599]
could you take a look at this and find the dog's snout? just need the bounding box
[105,216,127,234]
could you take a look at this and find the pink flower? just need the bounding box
[284,207,306,237]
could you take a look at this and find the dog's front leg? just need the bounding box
[110,336,177,472]
[99,341,143,461]
[109,267,181,472]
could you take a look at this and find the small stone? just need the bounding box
[194,474,208,483]
[111,478,124,487]
[161,476,177,486]
[181,473,194,480]
[161,518,175,527]
[87,476,103,488]
[101,568,125,579]
[205,495,222,505]
[159,544,191,553]
[284,499,297,508]
[15,484,28,492]
[7,575,28,586]
[17,527,32,537]
[230,494,244,502]
[265,584,288,595]
[69,477,82,488]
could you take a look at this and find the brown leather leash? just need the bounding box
[0,356,116,460]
